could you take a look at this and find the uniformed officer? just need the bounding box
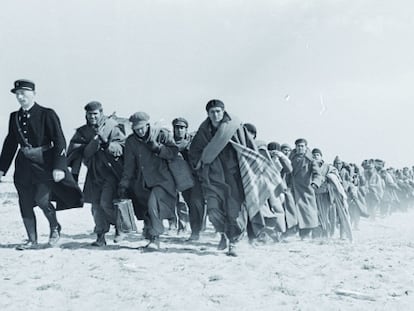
[0,79,83,250]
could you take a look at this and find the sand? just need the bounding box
[0,175,413,311]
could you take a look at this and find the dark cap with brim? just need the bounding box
[172,117,188,128]
[11,79,35,93]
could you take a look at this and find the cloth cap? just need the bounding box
[294,138,307,146]
[205,99,225,111]
[172,117,188,128]
[129,111,150,127]
[267,142,281,151]
[11,79,35,93]
[334,156,342,163]
[84,101,103,112]
[280,143,291,151]
[312,148,323,156]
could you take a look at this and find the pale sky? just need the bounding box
[1,0,414,167]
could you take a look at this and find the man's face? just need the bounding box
[312,152,322,162]
[173,125,187,140]
[133,123,149,138]
[334,161,343,170]
[207,107,224,127]
[86,109,103,126]
[281,147,291,156]
[296,143,307,155]
[15,89,35,110]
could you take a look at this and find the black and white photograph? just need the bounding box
[1,1,414,310]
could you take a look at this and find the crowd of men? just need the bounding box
[1,79,413,256]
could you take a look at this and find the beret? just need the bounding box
[206,99,225,111]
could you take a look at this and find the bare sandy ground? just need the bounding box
[0,176,413,311]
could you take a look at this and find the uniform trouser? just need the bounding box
[182,180,205,235]
[145,186,176,239]
[16,182,59,242]
[91,177,117,235]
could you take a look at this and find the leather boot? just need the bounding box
[16,218,38,250]
[91,233,106,247]
[42,203,60,245]
[48,226,61,246]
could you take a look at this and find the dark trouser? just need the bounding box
[16,182,59,242]
[182,180,205,235]
[92,177,118,235]
[206,195,243,243]
[204,170,245,243]
[299,228,312,239]
[145,186,176,239]
[246,212,266,240]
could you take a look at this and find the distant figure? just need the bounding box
[67,101,126,246]
[362,159,384,219]
[289,138,322,239]
[0,79,83,250]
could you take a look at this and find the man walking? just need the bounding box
[189,100,280,255]
[68,101,126,246]
[289,138,322,239]
[0,79,83,250]
[172,117,205,241]
[118,112,178,248]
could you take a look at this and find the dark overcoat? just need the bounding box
[119,127,178,219]
[67,116,125,204]
[0,103,83,210]
[289,148,322,229]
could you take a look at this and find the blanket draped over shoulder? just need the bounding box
[190,113,282,222]
[230,141,283,219]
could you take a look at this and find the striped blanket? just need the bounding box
[230,141,282,218]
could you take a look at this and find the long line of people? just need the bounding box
[66,99,414,256]
[1,80,413,255]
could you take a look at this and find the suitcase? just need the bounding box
[113,199,137,233]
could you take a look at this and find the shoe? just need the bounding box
[257,232,272,244]
[217,234,227,250]
[114,230,125,243]
[187,232,200,241]
[48,227,61,246]
[16,240,38,251]
[91,234,106,247]
[143,236,160,249]
[227,243,237,257]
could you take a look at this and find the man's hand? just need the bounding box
[108,143,123,157]
[146,140,161,154]
[270,150,284,158]
[53,169,65,182]
[0,170,4,182]
[117,186,128,199]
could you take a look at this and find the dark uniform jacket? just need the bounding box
[0,103,83,210]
